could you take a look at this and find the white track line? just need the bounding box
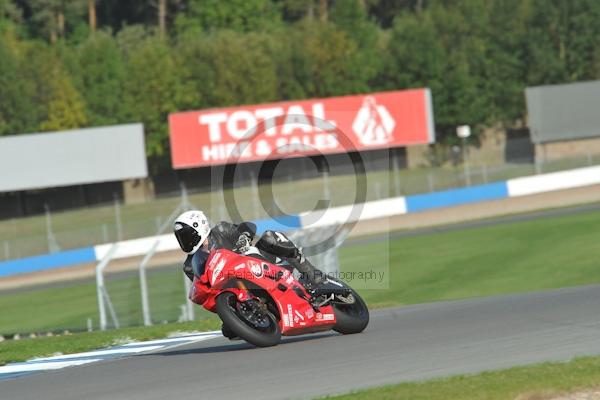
[0,332,223,380]
[31,345,165,362]
[120,331,221,347]
[0,359,101,374]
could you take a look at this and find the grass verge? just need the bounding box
[0,319,221,366]
[3,204,600,364]
[322,355,600,400]
[341,204,600,308]
[3,204,600,333]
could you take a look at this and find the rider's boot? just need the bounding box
[294,252,349,297]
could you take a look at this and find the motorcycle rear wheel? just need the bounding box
[216,292,281,347]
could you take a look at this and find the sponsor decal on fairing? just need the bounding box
[210,258,226,285]
[248,260,263,278]
[287,304,294,328]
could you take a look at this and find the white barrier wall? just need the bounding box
[94,234,179,260]
[96,164,600,262]
[300,197,407,229]
[507,165,600,197]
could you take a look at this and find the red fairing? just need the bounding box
[189,275,215,311]
[188,248,337,336]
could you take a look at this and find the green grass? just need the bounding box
[0,320,221,366]
[2,206,600,367]
[323,355,600,400]
[343,205,600,308]
[3,205,600,335]
[0,265,214,334]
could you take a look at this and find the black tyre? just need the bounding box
[215,292,281,347]
[331,281,369,334]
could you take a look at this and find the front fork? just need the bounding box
[221,280,252,303]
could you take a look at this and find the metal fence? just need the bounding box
[2,152,600,261]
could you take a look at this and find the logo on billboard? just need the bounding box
[352,96,395,146]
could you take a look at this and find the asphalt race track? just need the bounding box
[2,284,600,400]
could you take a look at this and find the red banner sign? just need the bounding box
[169,89,434,168]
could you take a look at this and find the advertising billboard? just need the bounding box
[526,80,600,144]
[169,89,435,168]
[0,124,147,192]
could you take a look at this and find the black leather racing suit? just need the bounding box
[182,221,324,285]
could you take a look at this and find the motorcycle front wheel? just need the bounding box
[215,292,281,347]
[330,280,370,334]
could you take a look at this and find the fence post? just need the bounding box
[180,182,192,211]
[375,182,382,200]
[482,164,488,183]
[44,204,60,253]
[250,172,261,219]
[322,169,331,201]
[139,240,160,326]
[218,203,226,222]
[535,158,543,174]
[427,173,435,192]
[461,137,472,186]
[101,224,109,243]
[114,195,123,241]
[393,157,401,197]
[183,274,194,321]
[96,244,120,331]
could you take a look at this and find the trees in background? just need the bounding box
[2,0,600,171]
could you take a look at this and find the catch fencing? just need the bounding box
[2,151,600,262]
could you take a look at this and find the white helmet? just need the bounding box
[173,210,211,254]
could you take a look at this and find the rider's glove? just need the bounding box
[234,232,252,253]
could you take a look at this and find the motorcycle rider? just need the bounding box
[173,210,334,292]
[173,210,340,340]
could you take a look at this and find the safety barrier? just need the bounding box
[300,165,600,228]
[0,216,303,278]
[2,165,600,278]
[0,247,96,277]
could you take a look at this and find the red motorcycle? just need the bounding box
[188,247,369,347]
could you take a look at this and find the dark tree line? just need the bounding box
[1,0,600,172]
